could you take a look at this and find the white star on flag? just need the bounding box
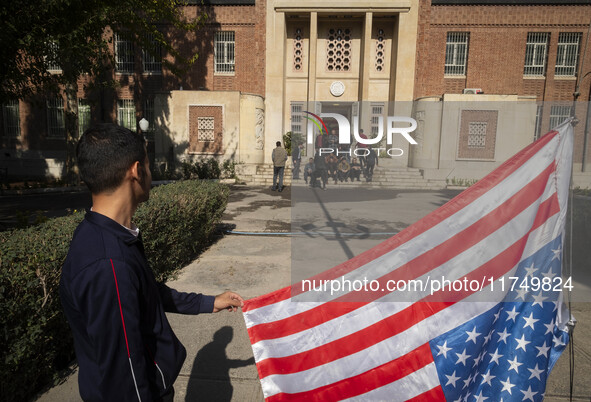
[437,340,452,358]
[465,326,481,343]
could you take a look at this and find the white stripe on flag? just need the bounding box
[342,363,440,402]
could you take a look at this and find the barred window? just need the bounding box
[555,32,581,77]
[370,103,384,136]
[46,98,65,138]
[78,99,91,136]
[46,41,61,72]
[534,104,543,141]
[445,32,469,76]
[549,105,571,129]
[143,98,155,141]
[142,33,162,74]
[117,99,136,132]
[115,33,135,74]
[524,32,549,76]
[290,102,304,136]
[214,31,235,74]
[2,100,21,138]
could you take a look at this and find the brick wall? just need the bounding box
[415,4,591,100]
[188,105,224,154]
[2,1,266,154]
[415,2,591,165]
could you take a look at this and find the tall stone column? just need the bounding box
[306,12,318,158]
[264,10,286,164]
[359,12,373,102]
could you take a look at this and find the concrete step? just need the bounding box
[239,164,447,190]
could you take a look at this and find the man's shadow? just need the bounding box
[185,326,255,401]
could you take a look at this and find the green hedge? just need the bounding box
[0,180,229,401]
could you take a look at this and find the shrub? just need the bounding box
[222,159,237,179]
[0,180,229,401]
[283,131,304,157]
[179,158,222,180]
[135,180,229,282]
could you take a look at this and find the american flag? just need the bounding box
[242,120,574,401]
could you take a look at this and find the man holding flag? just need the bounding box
[242,120,576,401]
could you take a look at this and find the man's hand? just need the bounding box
[213,291,245,313]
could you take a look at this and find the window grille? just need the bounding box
[115,33,135,74]
[46,97,65,138]
[445,32,469,76]
[143,99,155,140]
[78,99,91,136]
[370,103,384,136]
[142,33,162,74]
[117,99,136,132]
[2,100,21,138]
[375,28,386,72]
[534,104,543,141]
[524,32,549,76]
[293,28,304,71]
[214,31,235,74]
[468,122,487,148]
[46,41,61,72]
[326,28,352,72]
[555,32,581,76]
[549,105,571,129]
[290,102,304,135]
[197,117,215,141]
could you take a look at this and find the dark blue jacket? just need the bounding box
[60,212,214,401]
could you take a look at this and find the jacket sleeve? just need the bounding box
[75,258,152,401]
[157,282,215,314]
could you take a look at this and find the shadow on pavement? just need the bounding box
[185,326,254,402]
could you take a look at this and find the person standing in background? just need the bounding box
[271,141,288,192]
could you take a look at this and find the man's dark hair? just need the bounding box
[77,123,146,194]
[276,141,281,147]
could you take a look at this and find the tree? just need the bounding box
[0,0,205,183]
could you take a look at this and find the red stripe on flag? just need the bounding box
[265,343,434,402]
[247,165,556,344]
[254,195,560,378]
[243,130,559,312]
[406,386,447,401]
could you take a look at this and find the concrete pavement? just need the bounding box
[35,185,590,401]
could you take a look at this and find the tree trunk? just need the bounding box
[64,80,79,185]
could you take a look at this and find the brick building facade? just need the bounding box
[413,0,591,179]
[0,0,266,179]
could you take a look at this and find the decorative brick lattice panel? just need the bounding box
[468,122,487,148]
[375,29,385,72]
[293,28,304,72]
[189,106,223,154]
[198,117,215,141]
[326,28,351,72]
[458,110,498,160]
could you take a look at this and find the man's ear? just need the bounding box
[129,161,141,182]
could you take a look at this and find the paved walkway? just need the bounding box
[35,185,590,401]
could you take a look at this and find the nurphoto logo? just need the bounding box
[304,111,418,157]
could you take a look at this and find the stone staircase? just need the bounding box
[239,164,446,190]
